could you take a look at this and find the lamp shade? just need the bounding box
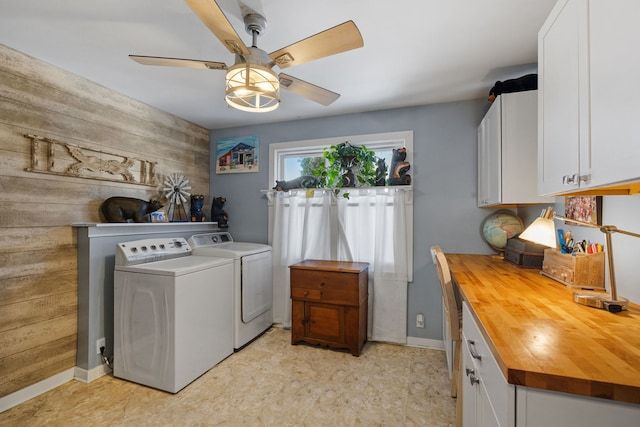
[225,63,280,112]
[519,216,557,248]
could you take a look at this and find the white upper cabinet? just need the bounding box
[538,0,640,195]
[477,91,554,207]
[477,98,501,207]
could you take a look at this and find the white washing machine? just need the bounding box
[113,237,233,393]
[188,232,273,349]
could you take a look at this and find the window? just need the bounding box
[282,154,324,181]
[269,131,413,186]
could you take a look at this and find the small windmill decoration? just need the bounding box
[162,173,191,222]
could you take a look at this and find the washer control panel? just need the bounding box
[189,232,233,248]
[115,237,192,266]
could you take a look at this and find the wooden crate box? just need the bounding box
[541,249,605,290]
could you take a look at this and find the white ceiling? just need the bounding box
[0,0,557,130]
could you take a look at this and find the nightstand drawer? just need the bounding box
[290,269,361,305]
[291,287,322,300]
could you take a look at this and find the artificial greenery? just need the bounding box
[311,142,377,197]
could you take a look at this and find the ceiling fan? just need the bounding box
[130,0,364,112]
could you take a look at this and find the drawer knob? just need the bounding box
[467,339,482,361]
[465,367,475,377]
[469,373,480,386]
[303,291,309,297]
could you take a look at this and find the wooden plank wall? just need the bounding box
[0,44,210,398]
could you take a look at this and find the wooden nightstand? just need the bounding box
[289,260,369,356]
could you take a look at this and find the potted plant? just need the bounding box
[312,142,377,197]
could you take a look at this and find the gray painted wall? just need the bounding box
[210,99,498,341]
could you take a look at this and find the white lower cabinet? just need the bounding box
[516,387,640,426]
[462,302,514,427]
[462,302,640,426]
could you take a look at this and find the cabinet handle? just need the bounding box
[465,367,475,377]
[469,373,480,386]
[467,340,482,360]
[562,174,578,185]
[579,174,591,184]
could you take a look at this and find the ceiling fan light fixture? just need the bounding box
[225,63,279,113]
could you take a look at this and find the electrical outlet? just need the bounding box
[96,337,106,355]
[416,313,425,328]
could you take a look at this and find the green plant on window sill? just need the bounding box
[311,141,377,199]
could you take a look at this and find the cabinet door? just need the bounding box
[477,100,501,206]
[538,0,587,195]
[462,303,515,426]
[478,381,501,427]
[501,92,553,204]
[462,333,502,427]
[588,0,640,188]
[305,302,345,344]
[516,386,640,426]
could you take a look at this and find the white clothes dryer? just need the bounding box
[188,232,273,349]
[113,237,233,393]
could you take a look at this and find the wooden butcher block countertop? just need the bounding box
[446,254,640,404]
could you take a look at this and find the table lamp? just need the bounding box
[519,207,639,313]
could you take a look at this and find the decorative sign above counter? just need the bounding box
[24,134,158,187]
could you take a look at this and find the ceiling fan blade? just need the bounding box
[279,73,340,106]
[185,0,250,56]
[269,21,363,69]
[129,55,227,70]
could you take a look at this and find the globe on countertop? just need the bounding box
[481,210,524,251]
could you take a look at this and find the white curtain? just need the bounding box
[269,189,334,328]
[269,187,411,343]
[337,188,409,343]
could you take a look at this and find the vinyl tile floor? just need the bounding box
[0,328,456,426]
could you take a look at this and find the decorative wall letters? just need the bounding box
[24,134,158,187]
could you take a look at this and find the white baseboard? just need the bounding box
[406,336,445,350]
[0,368,74,413]
[0,364,111,413]
[74,364,112,384]
[368,335,445,350]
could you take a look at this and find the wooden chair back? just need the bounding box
[431,246,461,339]
[431,245,463,420]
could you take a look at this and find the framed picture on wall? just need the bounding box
[215,135,259,174]
[564,196,602,225]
